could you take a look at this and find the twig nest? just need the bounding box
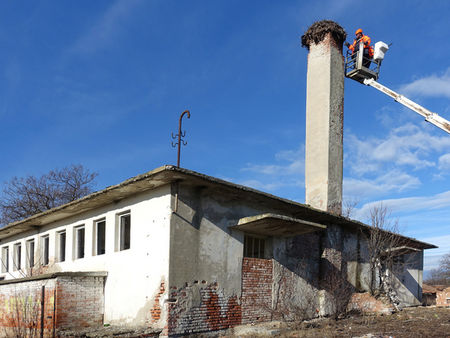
[301,20,347,49]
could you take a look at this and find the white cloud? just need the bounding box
[71,0,143,54]
[438,153,450,171]
[344,169,421,200]
[241,145,304,177]
[230,145,305,194]
[346,123,450,177]
[399,68,450,99]
[354,190,450,220]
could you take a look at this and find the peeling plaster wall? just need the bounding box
[168,183,287,334]
[0,186,172,328]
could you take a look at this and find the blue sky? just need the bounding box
[0,1,449,274]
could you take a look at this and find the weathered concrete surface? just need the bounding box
[304,21,345,215]
[391,251,423,306]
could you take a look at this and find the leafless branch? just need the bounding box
[0,164,97,226]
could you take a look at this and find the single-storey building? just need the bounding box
[0,165,436,336]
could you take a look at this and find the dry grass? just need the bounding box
[279,306,450,338]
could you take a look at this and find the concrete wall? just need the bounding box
[391,251,423,306]
[0,186,172,328]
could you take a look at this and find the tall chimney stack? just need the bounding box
[301,21,346,215]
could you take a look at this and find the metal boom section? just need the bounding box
[363,78,450,134]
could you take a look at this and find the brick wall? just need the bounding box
[0,272,106,336]
[167,281,241,335]
[0,279,56,337]
[241,257,273,324]
[55,275,105,329]
[166,258,273,335]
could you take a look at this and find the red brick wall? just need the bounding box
[54,276,105,329]
[0,273,105,335]
[166,258,273,335]
[167,281,241,335]
[0,279,56,336]
[241,257,273,324]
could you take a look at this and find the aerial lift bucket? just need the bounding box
[345,41,388,83]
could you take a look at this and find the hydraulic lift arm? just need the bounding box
[363,78,450,134]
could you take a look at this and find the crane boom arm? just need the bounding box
[363,78,450,134]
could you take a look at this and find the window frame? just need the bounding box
[13,242,22,271]
[56,231,66,263]
[26,239,35,269]
[1,246,9,273]
[41,235,50,266]
[243,234,266,259]
[93,218,106,256]
[73,225,85,260]
[116,211,131,252]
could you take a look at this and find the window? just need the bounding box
[26,240,35,268]
[41,235,50,266]
[243,235,266,258]
[13,243,22,271]
[119,213,131,251]
[1,247,9,273]
[94,219,106,255]
[74,226,85,259]
[56,231,66,262]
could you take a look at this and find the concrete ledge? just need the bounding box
[231,213,326,237]
[0,271,108,285]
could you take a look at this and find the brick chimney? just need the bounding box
[301,21,347,215]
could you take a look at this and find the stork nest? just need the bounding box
[301,20,347,49]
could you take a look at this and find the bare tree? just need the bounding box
[363,203,404,309]
[0,164,97,226]
[425,252,450,286]
[342,198,360,218]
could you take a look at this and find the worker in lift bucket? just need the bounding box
[345,28,374,68]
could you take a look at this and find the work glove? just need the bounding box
[345,42,350,48]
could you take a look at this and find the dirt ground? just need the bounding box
[276,306,450,338]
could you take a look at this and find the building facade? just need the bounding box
[0,166,436,335]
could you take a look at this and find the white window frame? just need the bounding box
[26,239,35,269]
[13,243,22,271]
[41,235,50,266]
[1,246,9,273]
[73,225,85,260]
[56,231,66,263]
[93,218,106,256]
[115,211,131,252]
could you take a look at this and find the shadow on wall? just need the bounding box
[391,253,422,305]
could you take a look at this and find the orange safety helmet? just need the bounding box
[355,28,363,35]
